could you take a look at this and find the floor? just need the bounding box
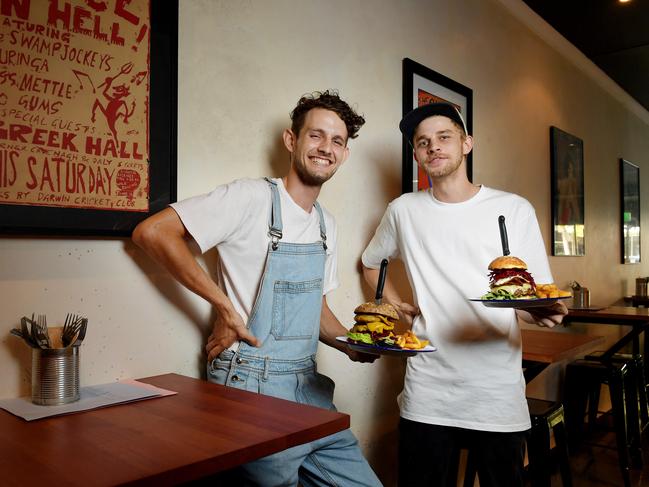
[547,429,649,487]
[456,413,649,487]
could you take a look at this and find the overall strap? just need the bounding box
[313,202,328,251]
[264,178,283,250]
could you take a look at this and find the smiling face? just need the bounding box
[283,108,350,187]
[413,115,472,180]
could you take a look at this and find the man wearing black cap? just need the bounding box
[361,102,567,486]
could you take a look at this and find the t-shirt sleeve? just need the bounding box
[361,204,401,269]
[171,179,263,254]
[516,202,554,284]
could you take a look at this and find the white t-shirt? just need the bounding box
[171,178,339,329]
[362,186,553,432]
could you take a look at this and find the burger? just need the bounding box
[347,302,399,346]
[485,256,536,299]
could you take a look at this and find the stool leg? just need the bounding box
[463,450,476,487]
[528,419,551,487]
[564,365,590,452]
[587,385,601,433]
[448,447,461,487]
[633,356,649,426]
[625,363,643,468]
[552,417,573,487]
[609,369,633,487]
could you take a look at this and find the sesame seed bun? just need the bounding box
[353,302,399,321]
[488,256,528,271]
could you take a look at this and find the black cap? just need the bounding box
[399,102,468,142]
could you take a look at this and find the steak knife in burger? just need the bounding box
[471,215,570,309]
[347,258,400,346]
[344,258,432,351]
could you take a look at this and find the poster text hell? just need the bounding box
[1,0,144,46]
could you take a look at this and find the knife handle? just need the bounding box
[376,259,389,302]
[498,215,510,256]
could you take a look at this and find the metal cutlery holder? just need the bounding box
[31,346,80,405]
[572,287,590,309]
[636,277,648,297]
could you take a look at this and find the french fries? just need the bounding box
[535,283,571,299]
[395,330,429,350]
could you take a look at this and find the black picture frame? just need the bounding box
[621,158,640,264]
[550,126,585,256]
[401,58,473,194]
[0,1,178,237]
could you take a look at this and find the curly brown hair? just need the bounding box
[290,90,365,140]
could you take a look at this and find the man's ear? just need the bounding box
[413,149,422,167]
[283,128,296,153]
[341,146,350,166]
[462,135,474,156]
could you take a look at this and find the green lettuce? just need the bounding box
[347,332,373,344]
[376,336,396,347]
[481,289,515,300]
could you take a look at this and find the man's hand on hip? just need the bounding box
[206,309,260,362]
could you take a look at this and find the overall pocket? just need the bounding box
[271,278,322,340]
[208,355,260,393]
[207,353,232,385]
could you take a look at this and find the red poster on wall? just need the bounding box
[0,0,151,212]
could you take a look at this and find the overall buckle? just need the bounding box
[269,228,282,250]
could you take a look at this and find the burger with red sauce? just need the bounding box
[485,256,536,299]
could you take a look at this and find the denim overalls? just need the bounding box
[208,179,381,487]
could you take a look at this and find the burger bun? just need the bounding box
[488,256,527,271]
[354,302,399,321]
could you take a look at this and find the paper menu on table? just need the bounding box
[0,380,176,421]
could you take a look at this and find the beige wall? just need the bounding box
[2,0,648,484]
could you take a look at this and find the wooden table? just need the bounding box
[626,295,649,307]
[521,329,605,382]
[0,373,350,486]
[565,306,649,377]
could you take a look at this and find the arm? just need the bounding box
[319,296,377,363]
[512,204,568,328]
[362,264,419,328]
[516,301,568,328]
[132,207,260,361]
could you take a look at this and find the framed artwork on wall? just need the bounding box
[621,159,640,264]
[550,126,585,256]
[0,0,178,237]
[401,58,473,193]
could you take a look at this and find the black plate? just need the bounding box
[335,336,436,357]
[468,296,571,308]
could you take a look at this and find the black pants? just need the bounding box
[398,418,528,487]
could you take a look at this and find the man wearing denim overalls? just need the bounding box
[133,91,382,486]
